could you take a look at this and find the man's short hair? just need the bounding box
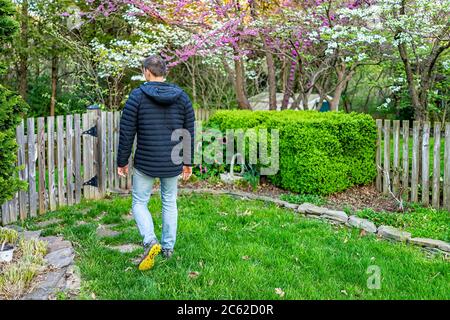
[143,55,167,77]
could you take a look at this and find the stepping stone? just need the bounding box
[297,203,328,215]
[96,225,121,238]
[45,247,75,268]
[108,244,141,253]
[322,210,348,223]
[409,238,450,252]
[21,270,66,300]
[94,212,107,221]
[4,225,24,232]
[21,230,42,240]
[36,218,63,228]
[41,236,72,253]
[347,216,377,233]
[377,225,411,242]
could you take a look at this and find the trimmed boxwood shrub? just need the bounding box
[0,85,28,205]
[207,110,376,195]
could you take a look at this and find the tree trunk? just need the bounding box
[234,57,251,109]
[262,35,277,110]
[281,59,297,110]
[398,43,425,120]
[18,0,29,100]
[329,80,345,111]
[192,57,197,105]
[50,53,58,116]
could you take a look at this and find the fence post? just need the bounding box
[82,113,91,200]
[432,122,441,208]
[376,119,382,192]
[383,120,391,194]
[402,120,410,201]
[411,121,420,203]
[28,117,37,217]
[66,114,74,205]
[47,116,56,211]
[392,120,400,194]
[16,120,27,220]
[37,117,46,214]
[421,121,430,206]
[56,115,66,207]
[74,114,82,204]
[444,123,450,210]
[98,111,107,197]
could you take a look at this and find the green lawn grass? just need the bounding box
[19,194,449,300]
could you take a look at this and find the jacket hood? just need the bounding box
[139,82,183,105]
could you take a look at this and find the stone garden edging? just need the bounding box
[179,188,450,259]
[3,227,81,300]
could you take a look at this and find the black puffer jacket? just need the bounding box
[117,81,195,178]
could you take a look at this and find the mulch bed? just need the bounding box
[142,177,399,213]
[178,176,288,198]
[326,184,400,213]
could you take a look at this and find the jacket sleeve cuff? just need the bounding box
[117,160,129,168]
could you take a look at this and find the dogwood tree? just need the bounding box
[341,0,449,120]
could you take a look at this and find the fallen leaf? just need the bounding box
[188,271,200,279]
[242,255,250,260]
[275,288,285,298]
[340,290,348,296]
[359,229,367,237]
[91,292,97,300]
[208,280,214,286]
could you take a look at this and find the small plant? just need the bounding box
[193,161,226,180]
[0,227,19,251]
[0,237,47,299]
[280,193,325,206]
[243,165,260,191]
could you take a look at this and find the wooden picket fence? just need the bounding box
[0,108,213,225]
[376,119,450,210]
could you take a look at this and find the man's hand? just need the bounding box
[182,165,192,181]
[118,165,129,178]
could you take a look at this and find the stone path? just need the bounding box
[96,225,121,238]
[21,234,80,300]
[108,244,141,253]
[35,218,63,228]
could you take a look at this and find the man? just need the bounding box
[117,55,195,271]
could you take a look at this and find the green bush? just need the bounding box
[0,85,28,205]
[207,110,376,195]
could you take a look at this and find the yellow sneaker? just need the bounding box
[138,242,162,271]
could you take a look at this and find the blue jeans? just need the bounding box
[132,168,179,250]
